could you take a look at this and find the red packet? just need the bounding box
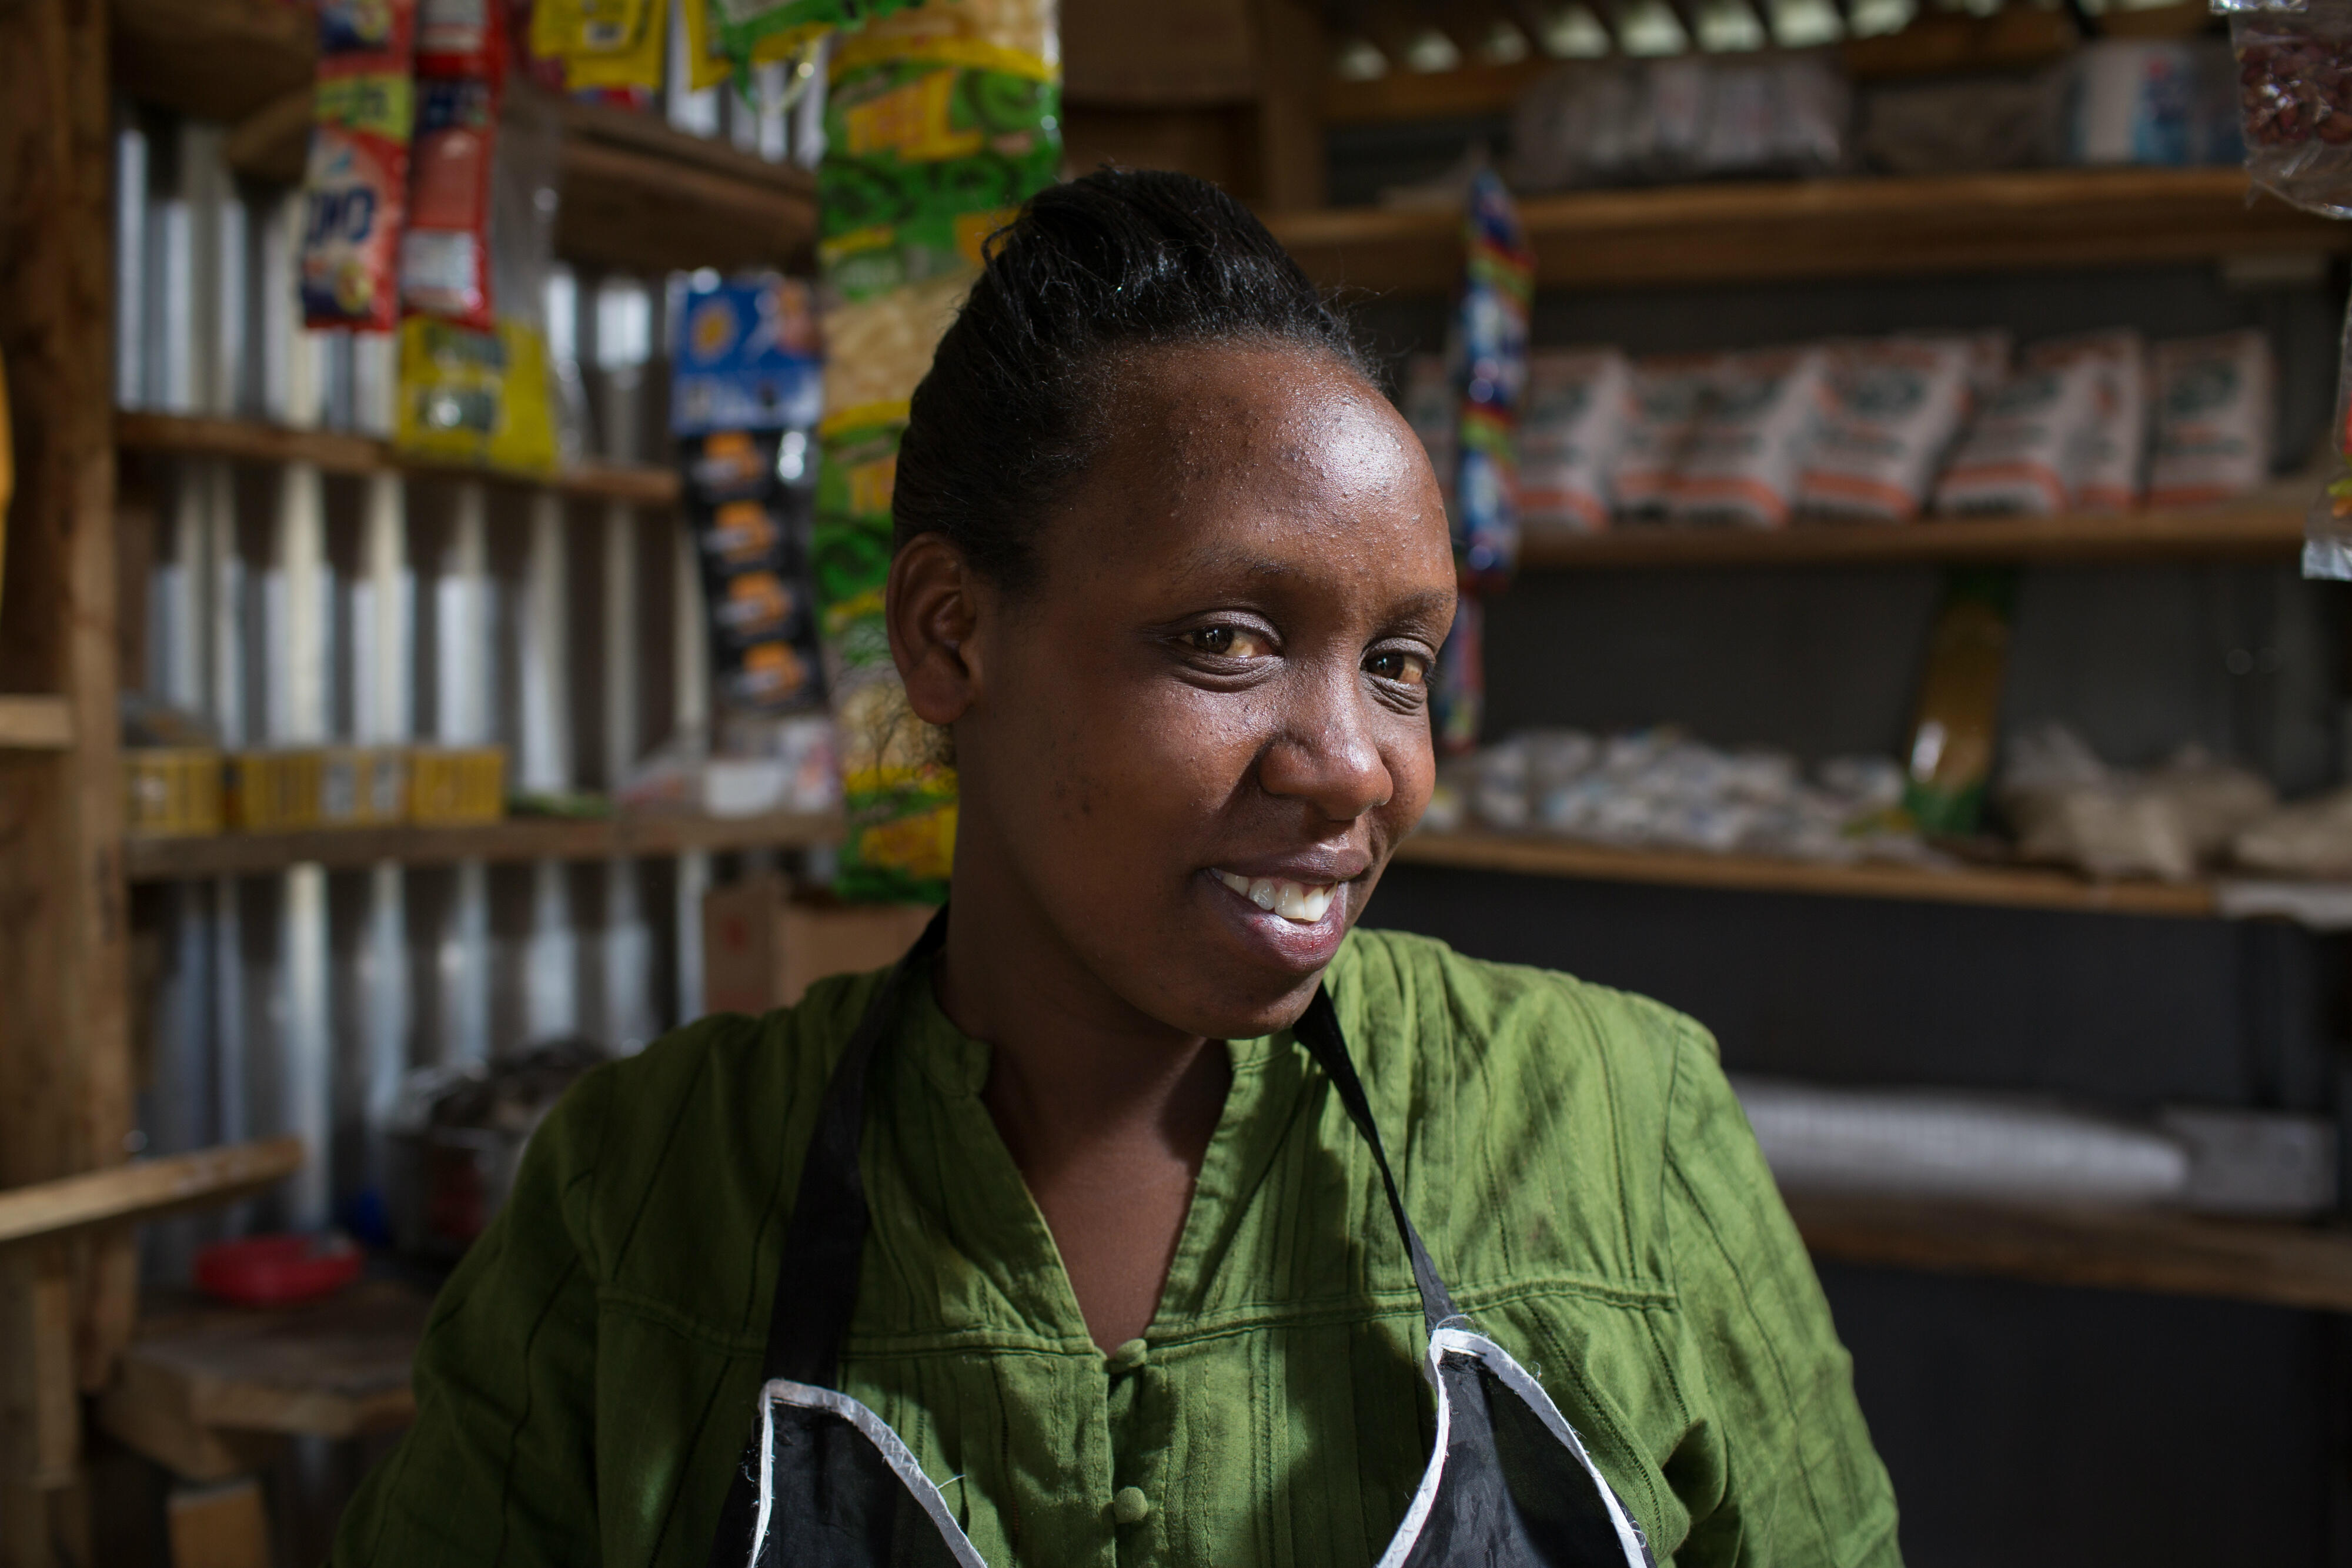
[299,0,420,331]
[402,0,506,329]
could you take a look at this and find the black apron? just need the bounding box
[707,911,1656,1568]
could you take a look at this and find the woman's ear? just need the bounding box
[886,532,985,726]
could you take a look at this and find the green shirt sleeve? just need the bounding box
[1649,1008,1902,1567]
[330,1060,617,1568]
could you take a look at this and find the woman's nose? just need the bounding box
[1256,673,1394,824]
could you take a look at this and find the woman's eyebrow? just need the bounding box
[1386,588,1457,624]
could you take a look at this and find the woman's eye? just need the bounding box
[1366,649,1431,687]
[1187,625,1269,658]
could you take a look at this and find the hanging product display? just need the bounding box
[1447,168,1533,587]
[402,0,507,330]
[673,275,828,716]
[531,0,670,91]
[710,0,923,76]
[299,0,420,330]
[811,0,1060,903]
[393,92,562,472]
[2224,0,2352,218]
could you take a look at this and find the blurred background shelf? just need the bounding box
[0,697,74,750]
[1265,168,2352,295]
[115,412,681,507]
[1787,1192,2352,1313]
[1392,830,2220,917]
[1519,492,2313,570]
[122,811,841,882]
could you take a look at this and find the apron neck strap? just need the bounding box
[759,908,1459,1390]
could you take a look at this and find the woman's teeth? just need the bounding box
[1215,871,1336,924]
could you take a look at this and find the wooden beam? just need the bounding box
[1250,0,1331,210]
[1,0,132,1544]
[1789,1192,2352,1314]
[116,412,682,507]
[110,0,312,126]
[0,1141,305,1251]
[1392,831,2220,918]
[0,698,72,751]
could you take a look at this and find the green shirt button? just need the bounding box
[1112,1486,1152,1526]
[1107,1338,1150,1374]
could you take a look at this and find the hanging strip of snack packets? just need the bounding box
[811,0,1060,904]
[1449,168,1533,590]
[531,0,670,91]
[299,0,420,331]
[402,0,507,330]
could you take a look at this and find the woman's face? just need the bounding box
[914,341,1456,1043]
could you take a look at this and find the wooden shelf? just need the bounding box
[1391,830,2219,917]
[1788,1191,2352,1313]
[1520,492,2312,570]
[123,810,841,882]
[0,696,74,750]
[0,1139,303,1250]
[1266,168,2351,295]
[115,412,681,507]
[112,0,817,276]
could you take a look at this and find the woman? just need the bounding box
[332,170,1899,1567]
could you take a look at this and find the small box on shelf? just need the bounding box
[408,747,506,826]
[124,750,225,838]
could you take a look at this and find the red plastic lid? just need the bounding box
[194,1234,363,1307]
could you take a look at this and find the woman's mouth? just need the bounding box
[1211,870,1337,924]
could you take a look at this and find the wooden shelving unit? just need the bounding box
[122,810,841,882]
[1787,1192,2352,1314]
[1265,167,2352,295]
[1393,830,2220,917]
[115,412,681,508]
[0,697,74,751]
[1520,492,2311,570]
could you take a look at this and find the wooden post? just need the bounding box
[1250,0,1329,211]
[0,0,135,1555]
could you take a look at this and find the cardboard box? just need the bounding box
[124,748,224,838]
[703,874,937,1015]
[409,746,506,824]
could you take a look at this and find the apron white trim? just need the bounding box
[751,1378,991,1568]
[1372,1329,1650,1568]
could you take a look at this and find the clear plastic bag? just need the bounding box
[2227,2,2352,216]
[2308,292,2352,578]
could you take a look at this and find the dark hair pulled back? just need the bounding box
[891,168,1371,593]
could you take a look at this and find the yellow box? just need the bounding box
[123,749,224,838]
[408,747,506,825]
[226,750,327,832]
[320,747,409,827]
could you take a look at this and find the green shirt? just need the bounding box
[332,928,1900,1567]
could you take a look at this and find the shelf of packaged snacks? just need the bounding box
[1391,830,2219,917]
[1516,493,2312,570]
[1785,1191,2352,1312]
[112,0,818,275]
[115,412,681,508]
[121,809,842,882]
[1263,168,2350,296]
[0,697,74,751]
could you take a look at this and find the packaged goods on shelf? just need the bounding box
[320,747,411,825]
[1509,51,1850,192]
[1613,353,1722,517]
[530,0,668,90]
[2234,785,2352,878]
[1519,349,1631,536]
[2025,329,2147,513]
[1666,345,1832,529]
[811,0,1060,901]
[2060,39,2240,169]
[1935,356,2102,516]
[1902,570,2014,836]
[299,0,420,331]
[2226,0,2352,218]
[2148,329,2274,507]
[1798,336,1973,522]
[1858,78,2059,176]
[1439,726,1927,865]
[124,750,225,838]
[1997,723,2276,882]
[409,746,507,824]
[1736,1075,2336,1216]
[227,751,328,832]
